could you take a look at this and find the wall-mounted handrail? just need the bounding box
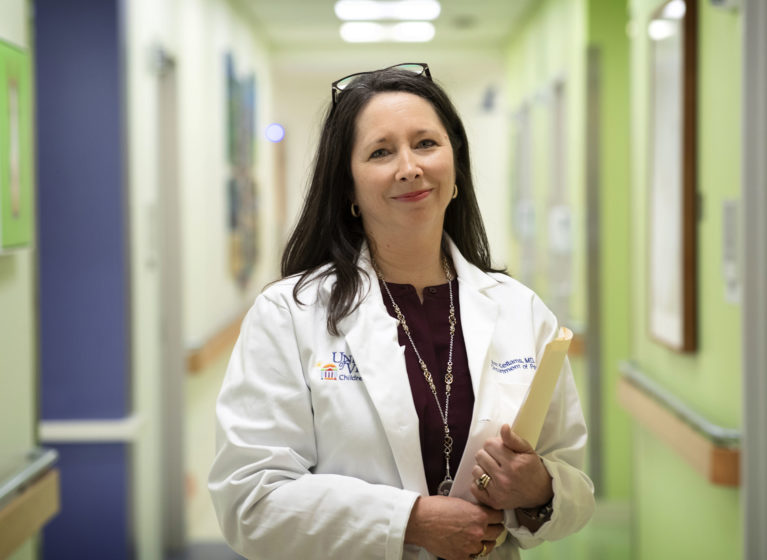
[619,361,741,446]
[0,448,58,505]
[618,360,741,486]
[186,309,248,373]
[0,448,60,559]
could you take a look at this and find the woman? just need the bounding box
[209,63,594,560]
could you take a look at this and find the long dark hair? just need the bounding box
[281,65,500,335]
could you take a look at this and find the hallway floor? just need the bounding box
[521,501,631,560]
[185,348,232,542]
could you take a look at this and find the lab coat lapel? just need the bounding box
[447,240,501,499]
[448,240,499,398]
[339,251,429,496]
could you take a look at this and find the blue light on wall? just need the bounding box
[265,123,285,143]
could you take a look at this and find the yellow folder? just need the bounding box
[451,326,574,505]
[495,326,571,544]
[511,326,573,448]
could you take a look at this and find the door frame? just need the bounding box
[741,0,767,558]
[153,44,186,552]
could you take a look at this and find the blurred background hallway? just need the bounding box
[1,0,765,559]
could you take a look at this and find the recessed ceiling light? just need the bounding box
[334,0,441,22]
[661,0,686,20]
[340,21,435,42]
[391,22,435,42]
[340,22,387,42]
[647,19,677,41]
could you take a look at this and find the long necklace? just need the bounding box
[375,255,457,496]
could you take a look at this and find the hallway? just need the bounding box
[1,0,766,559]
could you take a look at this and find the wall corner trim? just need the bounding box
[742,0,767,556]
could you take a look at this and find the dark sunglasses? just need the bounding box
[331,62,432,107]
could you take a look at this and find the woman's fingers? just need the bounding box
[479,504,505,525]
[474,522,505,559]
[499,424,533,453]
[405,496,506,560]
[485,521,505,540]
[471,429,553,511]
[474,447,507,478]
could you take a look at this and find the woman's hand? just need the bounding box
[405,495,505,560]
[470,424,554,512]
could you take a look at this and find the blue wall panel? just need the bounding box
[35,0,128,419]
[42,444,129,559]
[35,0,132,556]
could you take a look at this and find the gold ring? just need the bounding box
[471,543,489,558]
[475,473,491,490]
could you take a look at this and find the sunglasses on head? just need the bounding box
[331,62,432,107]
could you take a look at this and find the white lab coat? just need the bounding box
[209,238,595,559]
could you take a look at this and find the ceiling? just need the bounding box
[234,0,535,50]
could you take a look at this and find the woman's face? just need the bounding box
[350,92,455,244]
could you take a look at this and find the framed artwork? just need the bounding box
[0,40,32,252]
[225,52,258,288]
[647,0,697,352]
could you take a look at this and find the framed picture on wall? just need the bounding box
[647,0,697,352]
[0,40,32,252]
[225,52,258,289]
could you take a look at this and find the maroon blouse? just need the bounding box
[379,279,475,496]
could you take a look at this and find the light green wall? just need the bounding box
[0,3,34,450]
[628,0,742,557]
[635,428,741,559]
[0,2,38,559]
[585,0,632,502]
[506,0,587,316]
[0,250,35,449]
[504,0,632,502]
[0,254,37,560]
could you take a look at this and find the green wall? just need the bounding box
[0,253,37,560]
[506,0,587,314]
[0,2,38,559]
[504,0,632,503]
[506,2,743,554]
[628,0,742,557]
[0,249,37,448]
[585,0,632,502]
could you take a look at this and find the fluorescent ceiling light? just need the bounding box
[661,0,686,20]
[335,0,441,21]
[340,22,387,42]
[391,22,435,42]
[647,19,677,41]
[340,21,435,42]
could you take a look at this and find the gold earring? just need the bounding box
[351,202,361,217]
[452,184,458,199]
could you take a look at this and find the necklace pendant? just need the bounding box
[437,478,453,496]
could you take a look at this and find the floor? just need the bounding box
[185,348,232,542]
[183,346,632,560]
[167,542,244,560]
[521,501,632,560]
